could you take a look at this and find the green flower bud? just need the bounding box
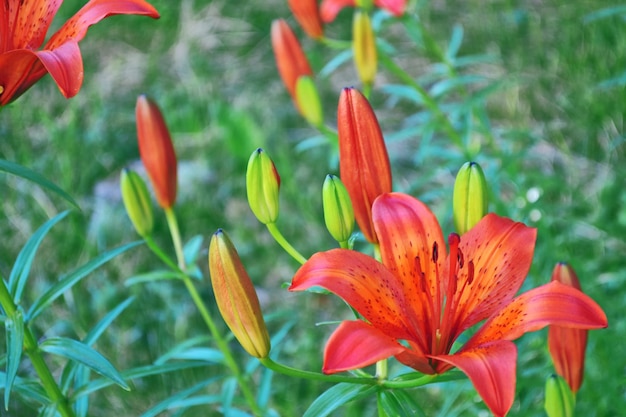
[323,175,355,243]
[295,76,323,128]
[246,148,281,224]
[453,161,489,234]
[209,229,271,358]
[545,374,575,417]
[120,168,154,237]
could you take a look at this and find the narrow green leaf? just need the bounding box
[4,308,24,409]
[39,337,129,390]
[446,24,464,60]
[60,298,135,393]
[183,235,204,266]
[221,377,236,414]
[154,336,218,365]
[139,379,220,417]
[9,210,70,303]
[378,390,427,417]
[0,159,79,208]
[71,361,208,400]
[125,270,184,286]
[303,383,378,417]
[27,241,142,321]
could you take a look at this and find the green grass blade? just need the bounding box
[39,337,130,390]
[139,378,219,417]
[27,241,142,321]
[303,383,379,417]
[8,210,71,303]
[4,308,24,409]
[0,159,78,208]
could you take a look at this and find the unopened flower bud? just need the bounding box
[544,374,575,417]
[352,11,377,86]
[548,262,588,393]
[338,87,391,243]
[295,76,323,128]
[271,19,313,102]
[246,148,281,224]
[209,229,270,358]
[453,161,489,234]
[288,0,324,39]
[135,95,178,209]
[323,175,355,243]
[120,168,154,237]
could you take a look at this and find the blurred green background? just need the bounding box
[0,0,624,415]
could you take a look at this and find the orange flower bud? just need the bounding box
[548,263,588,393]
[209,229,271,358]
[337,87,391,243]
[271,19,313,102]
[288,0,324,39]
[135,95,177,209]
[352,11,377,86]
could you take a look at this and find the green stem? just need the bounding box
[266,222,307,265]
[259,357,442,390]
[377,50,465,151]
[0,280,75,417]
[151,212,263,415]
[164,208,186,270]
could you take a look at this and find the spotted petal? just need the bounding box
[435,340,517,417]
[290,249,414,340]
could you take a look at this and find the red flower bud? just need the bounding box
[337,87,391,243]
[271,19,313,102]
[548,263,588,393]
[288,0,324,39]
[135,95,177,209]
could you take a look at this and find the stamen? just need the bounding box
[0,86,4,95]
[432,241,439,263]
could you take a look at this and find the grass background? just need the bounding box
[0,0,624,415]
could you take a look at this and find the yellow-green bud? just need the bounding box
[323,175,355,243]
[355,0,374,11]
[545,374,575,417]
[453,161,489,234]
[120,168,154,237]
[352,11,377,86]
[246,148,281,224]
[209,229,271,358]
[295,76,323,128]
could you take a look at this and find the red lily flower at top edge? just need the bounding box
[290,192,608,417]
[0,0,159,106]
[320,0,406,23]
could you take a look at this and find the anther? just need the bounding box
[432,241,439,263]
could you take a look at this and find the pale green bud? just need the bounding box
[295,76,323,128]
[323,175,355,243]
[120,168,154,237]
[246,148,281,224]
[453,161,489,234]
[545,374,575,417]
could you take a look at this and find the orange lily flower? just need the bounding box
[271,19,313,102]
[290,192,607,417]
[0,0,159,106]
[320,0,406,23]
[288,0,324,39]
[548,262,588,394]
[338,87,391,243]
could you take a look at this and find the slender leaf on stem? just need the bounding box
[377,390,427,417]
[60,298,135,393]
[71,361,209,400]
[124,270,185,286]
[9,210,71,303]
[0,159,79,208]
[303,383,379,417]
[139,378,220,417]
[4,308,24,409]
[39,338,130,390]
[183,235,204,266]
[27,241,142,321]
[154,336,222,365]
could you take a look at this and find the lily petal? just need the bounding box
[35,41,83,98]
[452,213,536,335]
[0,50,42,105]
[374,0,407,16]
[2,0,63,50]
[373,192,445,348]
[435,340,517,417]
[290,249,414,340]
[323,320,406,373]
[467,281,608,347]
